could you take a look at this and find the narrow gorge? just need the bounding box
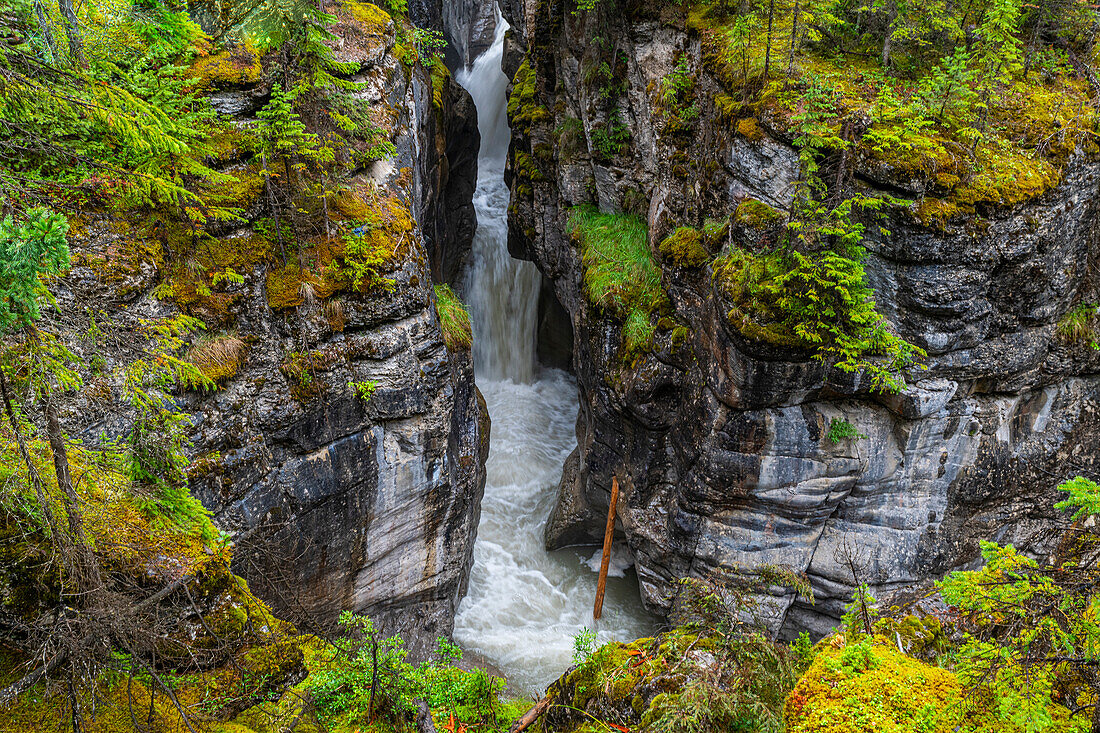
[3,0,1100,729]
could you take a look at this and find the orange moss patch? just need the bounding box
[265,186,415,310]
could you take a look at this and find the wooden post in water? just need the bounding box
[593,475,619,620]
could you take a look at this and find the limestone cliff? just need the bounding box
[54,1,487,653]
[500,0,1100,634]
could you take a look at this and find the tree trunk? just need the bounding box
[0,367,59,536]
[44,394,104,605]
[881,3,896,69]
[788,0,801,76]
[764,0,777,80]
[261,151,288,266]
[56,0,86,69]
[33,0,59,61]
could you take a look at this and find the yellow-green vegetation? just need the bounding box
[712,234,924,392]
[281,348,339,402]
[508,58,552,135]
[297,613,528,733]
[658,226,711,267]
[531,625,798,733]
[0,438,225,593]
[184,334,249,390]
[568,205,670,360]
[686,0,1098,220]
[188,40,266,90]
[734,198,785,229]
[430,58,449,111]
[433,283,473,351]
[1057,302,1100,350]
[785,637,1081,732]
[265,187,414,311]
[0,427,310,733]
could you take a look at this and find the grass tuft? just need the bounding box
[569,205,669,360]
[184,334,247,390]
[433,284,472,351]
[1057,303,1099,347]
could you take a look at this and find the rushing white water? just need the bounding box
[452,9,655,697]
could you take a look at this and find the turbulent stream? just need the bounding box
[451,11,656,697]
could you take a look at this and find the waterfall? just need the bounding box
[460,13,540,384]
[452,7,654,697]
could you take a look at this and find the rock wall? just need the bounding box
[60,5,487,655]
[500,1,1100,634]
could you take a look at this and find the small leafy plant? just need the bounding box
[826,418,868,444]
[348,379,377,402]
[572,626,598,667]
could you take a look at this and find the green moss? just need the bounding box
[430,58,449,111]
[785,638,1079,733]
[734,198,785,229]
[508,58,552,134]
[658,226,710,267]
[433,283,472,351]
[188,41,264,91]
[513,150,547,183]
[736,116,763,140]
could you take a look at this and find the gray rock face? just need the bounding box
[502,2,1100,634]
[443,0,499,69]
[58,10,486,656]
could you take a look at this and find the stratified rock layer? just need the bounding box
[501,1,1100,634]
[60,7,486,655]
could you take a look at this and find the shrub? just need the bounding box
[825,417,867,444]
[307,613,522,732]
[348,380,376,401]
[1057,303,1099,349]
[713,245,924,393]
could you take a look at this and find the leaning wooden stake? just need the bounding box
[593,476,619,621]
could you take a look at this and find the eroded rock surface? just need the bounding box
[57,5,486,655]
[501,1,1100,634]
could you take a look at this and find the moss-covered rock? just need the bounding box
[785,637,1082,733]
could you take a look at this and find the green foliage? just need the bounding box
[591,113,633,160]
[348,379,377,401]
[122,315,217,540]
[433,283,473,351]
[840,583,877,637]
[1057,303,1100,349]
[572,626,598,666]
[1055,476,1100,521]
[825,417,867,443]
[658,227,710,267]
[378,0,408,14]
[714,240,924,392]
[786,640,1017,733]
[307,613,519,732]
[937,476,1100,731]
[337,225,399,293]
[0,209,70,333]
[569,205,668,360]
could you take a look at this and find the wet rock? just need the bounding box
[501,0,1100,636]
